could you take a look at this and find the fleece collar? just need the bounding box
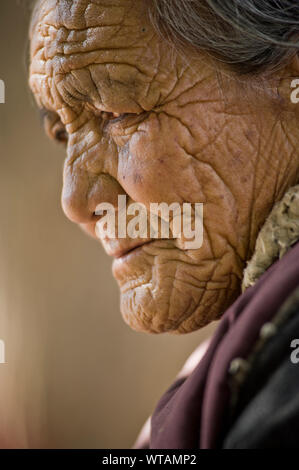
[242,184,299,292]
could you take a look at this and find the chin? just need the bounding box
[118,275,237,335]
[112,243,241,334]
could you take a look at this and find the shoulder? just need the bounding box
[224,286,299,448]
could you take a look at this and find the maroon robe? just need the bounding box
[150,240,299,448]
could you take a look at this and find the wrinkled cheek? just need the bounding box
[117,132,186,205]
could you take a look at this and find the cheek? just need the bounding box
[117,116,202,205]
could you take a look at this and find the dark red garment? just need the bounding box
[150,241,299,449]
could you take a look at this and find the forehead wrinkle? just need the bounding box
[40,24,146,60]
[36,0,141,31]
[30,2,160,108]
[41,1,148,49]
[30,0,180,118]
[46,0,129,30]
[30,0,154,74]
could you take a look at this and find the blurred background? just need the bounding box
[0,0,216,448]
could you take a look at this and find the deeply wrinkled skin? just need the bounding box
[29,0,299,333]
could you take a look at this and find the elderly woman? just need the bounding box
[29,0,299,448]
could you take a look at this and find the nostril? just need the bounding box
[61,167,96,224]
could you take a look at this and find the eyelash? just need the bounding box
[51,121,68,145]
[43,109,132,146]
[84,102,131,126]
[41,110,68,146]
[54,127,68,144]
[99,111,130,126]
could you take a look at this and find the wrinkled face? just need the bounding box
[29,0,299,333]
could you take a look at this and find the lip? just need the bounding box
[112,240,153,259]
[95,222,153,259]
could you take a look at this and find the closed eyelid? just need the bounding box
[39,107,53,124]
[84,102,123,119]
[39,108,61,125]
[39,107,68,145]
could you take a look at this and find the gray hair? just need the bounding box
[148,0,299,73]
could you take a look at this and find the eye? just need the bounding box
[85,103,133,126]
[102,112,129,124]
[40,109,68,146]
[53,125,68,145]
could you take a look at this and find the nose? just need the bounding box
[61,164,123,224]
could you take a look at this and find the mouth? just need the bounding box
[113,240,154,259]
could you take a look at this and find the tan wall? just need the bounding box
[0,0,216,448]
